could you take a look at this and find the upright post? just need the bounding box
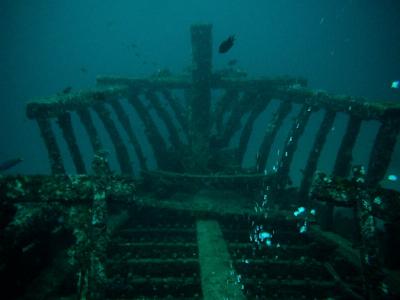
[189,24,212,172]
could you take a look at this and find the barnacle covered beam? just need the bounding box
[85,154,110,299]
[352,166,385,300]
[109,99,148,171]
[213,76,307,90]
[309,172,400,223]
[366,117,400,186]
[26,85,128,119]
[92,103,133,175]
[57,112,86,174]
[0,175,136,204]
[142,170,269,196]
[35,117,65,174]
[96,75,191,90]
[299,110,336,202]
[277,87,400,120]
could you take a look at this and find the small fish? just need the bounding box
[0,158,23,172]
[227,59,238,66]
[219,35,235,53]
[391,80,399,89]
[80,67,88,73]
[62,86,72,94]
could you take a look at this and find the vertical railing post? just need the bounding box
[35,117,66,174]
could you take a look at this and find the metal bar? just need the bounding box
[35,117,65,174]
[109,99,148,171]
[298,110,336,202]
[57,112,86,174]
[92,103,133,175]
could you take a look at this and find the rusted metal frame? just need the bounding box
[189,24,213,171]
[0,174,135,204]
[96,75,307,92]
[257,101,292,173]
[92,103,133,175]
[26,85,128,119]
[213,89,240,136]
[212,77,308,90]
[366,116,400,186]
[352,166,385,300]
[145,90,182,151]
[275,104,312,189]
[276,87,398,120]
[35,116,66,174]
[108,99,148,171]
[75,108,110,172]
[309,172,400,223]
[161,89,189,138]
[237,94,272,166]
[85,155,109,300]
[127,93,169,169]
[56,112,86,174]
[219,91,255,148]
[96,75,191,90]
[298,109,336,202]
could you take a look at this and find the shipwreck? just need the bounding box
[1,24,400,299]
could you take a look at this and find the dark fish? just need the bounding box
[80,67,88,73]
[227,59,238,66]
[219,35,235,53]
[62,86,72,94]
[0,158,23,172]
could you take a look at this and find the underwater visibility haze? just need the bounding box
[1,0,400,299]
